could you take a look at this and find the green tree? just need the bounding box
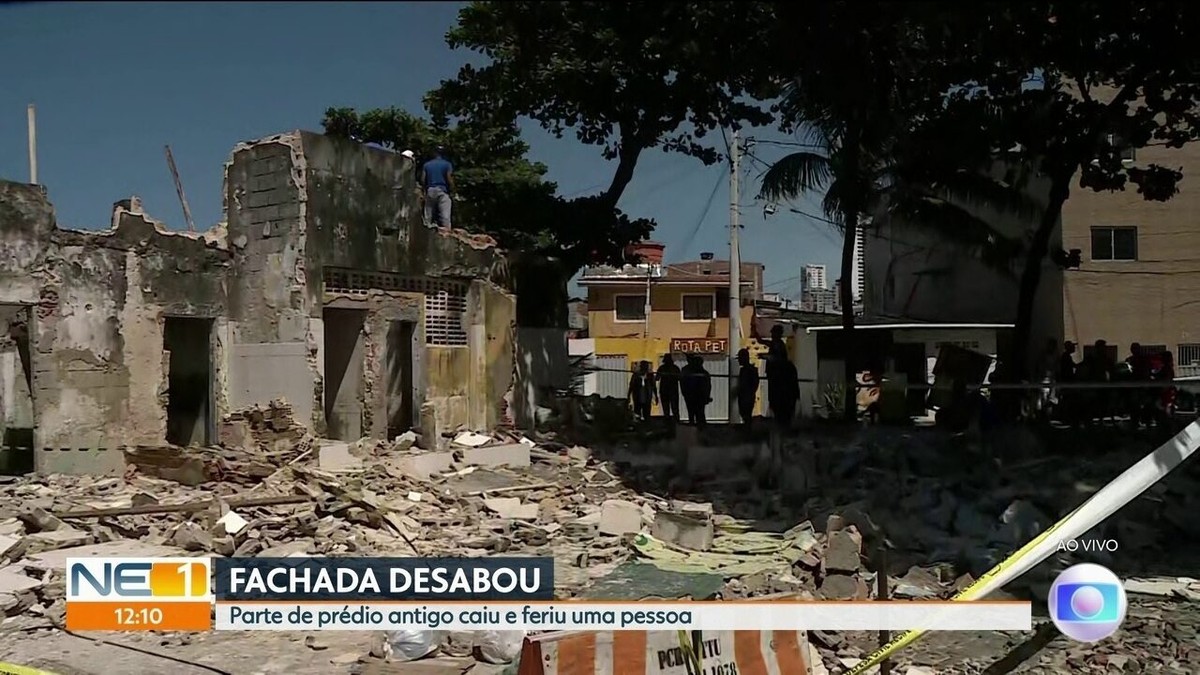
[322,106,653,273]
[757,1,996,421]
[429,1,779,211]
[940,3,1200,376]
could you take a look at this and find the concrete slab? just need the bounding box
[388,451,454,479]
[318,441,362,472]
[462,443,531,469]
[0,568,42,593]
[652,510,714,551]
[21,540,192,571]
[21,528,91,555]
[228,342,314,429]
[483,498,539,521]
[599,499,644,536]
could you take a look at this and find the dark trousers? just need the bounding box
[738,400,755,431]
[771,400,796,430]
[683,396,707,427]
[661,390,680,421]
[633,398,652,420]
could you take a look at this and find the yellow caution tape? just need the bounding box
[0,664,61,675]
[843,507,1081,675]
[847,418,1200,674]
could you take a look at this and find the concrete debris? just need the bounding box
[482,498,539,521]
[216,510,250,535]
[598,499,644,536]
[453,432,493,448]
[1125,577,1200,601]
[318,441,363,472]
[0,422,1197,674]
[460,443,531,469]
[652,509,714,552]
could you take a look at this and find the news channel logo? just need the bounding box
[1048,563,1127,642]
[67,558,211,601]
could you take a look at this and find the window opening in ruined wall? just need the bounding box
[323,267,468,346]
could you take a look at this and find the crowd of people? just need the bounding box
[1041,338,1178,427]
[625,325,801,435]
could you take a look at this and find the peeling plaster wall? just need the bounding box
[297,132,509,293]
[0,182,231,474]
[0,127,527,475]
[477,281,516,431]
[222,131,516,433]
[355,291,423,439]
[223,133,318,427]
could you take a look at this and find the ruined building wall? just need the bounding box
[223,131,517,435]
[223,134,318,430]
[0,183,231,474]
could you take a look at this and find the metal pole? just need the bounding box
[164,145,197,232]
[644,265,652,340]
[877,545,891,675]
[27,104,37,185]
[728,128,742,424]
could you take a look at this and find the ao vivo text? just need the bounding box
[1055,539,1119,553]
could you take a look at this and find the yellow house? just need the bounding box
[577,243,769,421]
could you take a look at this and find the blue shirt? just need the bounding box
[421,157,453,190]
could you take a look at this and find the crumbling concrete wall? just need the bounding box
[223,134,318,428]
[298,131,508,293]
[0,183,231,474]
[358,291,424,439]
[224,131,517,436]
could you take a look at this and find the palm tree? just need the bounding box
[759,81,1040,421]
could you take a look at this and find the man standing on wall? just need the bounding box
[420,146,455,229]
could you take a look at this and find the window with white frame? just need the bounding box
[614,295,646,322]
[1179,343,1200,367]
[681,294,715,321]
[1090,226,1138,261]
[1106,133,1136,163]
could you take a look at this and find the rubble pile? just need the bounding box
[1,417,1199,673]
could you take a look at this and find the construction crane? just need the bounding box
[164,145,196,232]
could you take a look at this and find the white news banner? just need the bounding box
[215,601,1032,631]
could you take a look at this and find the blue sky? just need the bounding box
[0,2,840,300]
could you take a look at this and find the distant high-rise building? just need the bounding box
[802,264,827,293]
[851,222,866,302]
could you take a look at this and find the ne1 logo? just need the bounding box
[67,558,211,601]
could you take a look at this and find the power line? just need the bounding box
[677,165,728,257]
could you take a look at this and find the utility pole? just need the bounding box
[728,128,742,424]
[164,145,196,232]
[27,104,37,185]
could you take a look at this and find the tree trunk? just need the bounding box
[601,136,644,208]
[1010,172,1072,386]
[839,213,860,421]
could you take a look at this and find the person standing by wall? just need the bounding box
[419,146,455,229]
[656,354,681,428]
[766,345,799,429]
[680,354,711,429]
[736,348,759,435]
[627,360,657,424]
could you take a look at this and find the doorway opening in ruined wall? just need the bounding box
[324,308,367,441]
[163,317,215,447]
[386,319,417,439]
[0,304,34,474]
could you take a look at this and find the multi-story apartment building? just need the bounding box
[1061,140,1200,374]
[802,264,828,292]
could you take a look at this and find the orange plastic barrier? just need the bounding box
[518,629,812,675]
